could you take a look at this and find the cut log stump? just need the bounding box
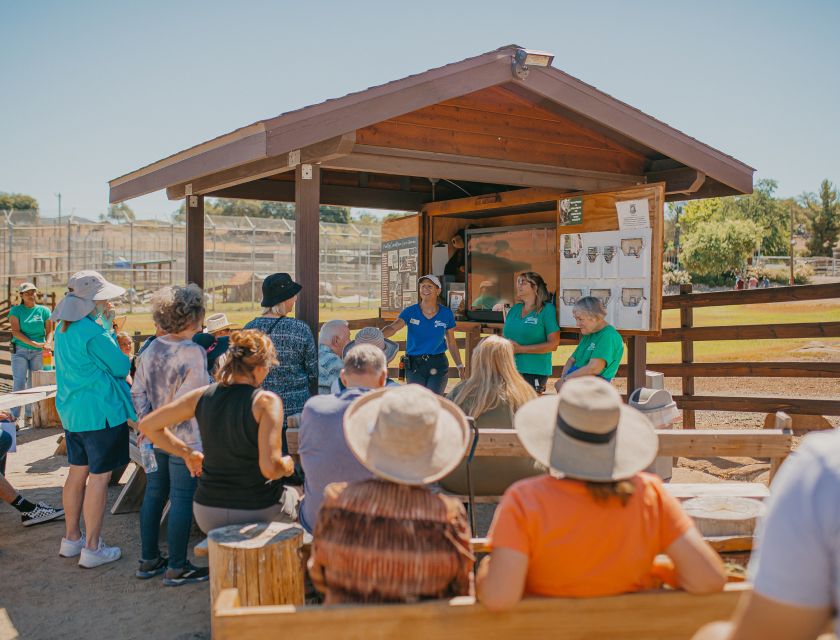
[31,370,61,428]
[208,522,304,609]
[682,496,765,537]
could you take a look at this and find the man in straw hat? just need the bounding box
[477,377,725,611]
[308,384,474,603]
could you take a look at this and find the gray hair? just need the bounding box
[343,344,386,376]
[151,284,205,333]
[573,296,607,318]
[319,319,349,345]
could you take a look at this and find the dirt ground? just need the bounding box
[1,372,838,640]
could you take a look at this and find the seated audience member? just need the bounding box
[0,424,64,526]
[317,320,350,394]
[298,344,387,533]
[441,335,540,496]
[330,327,399,394]
[192,331,230,380]
[692,428,840,640]
[204,312,235,337]
[138,329,296,534]
[308,384,474,604]
[477,377,725,611]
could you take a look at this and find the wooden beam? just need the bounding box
[210,179,426,211]
[640,361,840,378]
[645,167,706,196]
[674,395,840,417]
[662,282,840,309]
[323,145,644,191]
[648,321,840,343]
[626,336,647,393]
[295,163,320,396]
[422,186,572,217]
[166,133,355,200]
[186,195,204,287]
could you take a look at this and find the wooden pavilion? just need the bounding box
[108,45,754,389]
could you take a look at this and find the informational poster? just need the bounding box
[559,228,652,331]
[381,237,418,311]
[559,197,583,225]
[616,198,650,231]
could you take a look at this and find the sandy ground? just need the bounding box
[0,427,210,640]
[1,372,838,639]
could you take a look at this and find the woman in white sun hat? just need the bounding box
[308,384,474,603]
[52,270,136,569]
[476,376,725,611]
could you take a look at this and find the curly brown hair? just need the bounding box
[216,329,279,386]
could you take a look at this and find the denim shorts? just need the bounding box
[65,422,130,474]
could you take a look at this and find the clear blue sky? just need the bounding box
[2,0,838,220]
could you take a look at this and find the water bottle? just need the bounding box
[42,349,54,371]
[140,441,158,473]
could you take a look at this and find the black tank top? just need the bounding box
[193,383,284,509]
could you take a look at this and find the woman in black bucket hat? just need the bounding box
[243,273,316,432]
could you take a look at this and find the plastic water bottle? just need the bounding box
[141,441,158,473]
[42,349,54,371]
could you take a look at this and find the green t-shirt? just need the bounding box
[570,324,624,380]
[10,304,51,350]
[502,302,560,376]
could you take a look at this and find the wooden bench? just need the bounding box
[213,582,750,640]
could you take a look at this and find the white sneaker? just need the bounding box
[79,541,121,568]
[59,534,86,558]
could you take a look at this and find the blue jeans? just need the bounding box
[0,429,11,475]
[11,348,42,419]
[139,449,197,570]
[406,353,450,396]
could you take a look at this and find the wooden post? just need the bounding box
[31,369,61,428]
[680,284,696,429]
[208,522,305,610]
[295,163,321,395]
[769,411,792,483]
[463,324,481,378]
[626,336,647,396]
[186,195,204,288]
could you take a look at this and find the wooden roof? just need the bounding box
[109,45,754,207]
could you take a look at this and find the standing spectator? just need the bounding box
[762,275,770,289]
[53,271,135,568]
[476,377,724,611]
[317,319,350,394]
[692,428,840,640]
[138,329,296,534]
[244,273,317,427]
[0,421,64,526]
[502,272,560,394]
[9,283,52,424]
[132,284,209,586]
[308,384,473,603]
[298,344,386,533]
[381,274,465,395]
[748,274,759,289]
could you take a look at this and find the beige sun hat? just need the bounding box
[514,376,658,482]
[343,384,470,485]
[205,312,234,334]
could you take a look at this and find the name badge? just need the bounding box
[409,318,421,325]
[524,316,538,325]
[434,320,447,329]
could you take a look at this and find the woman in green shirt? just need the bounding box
[502,272,560,394]
[9,283,53,422]
[554,296,624,392]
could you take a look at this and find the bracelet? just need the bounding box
[456,364,464,369]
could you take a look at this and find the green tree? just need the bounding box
[318,206,350,224]
[101,202,136,222]
[0,192,39,212]
[803,179,839,256]
[680,218,761,277]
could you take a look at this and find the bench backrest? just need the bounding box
[213,583,750,640]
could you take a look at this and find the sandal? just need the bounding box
[136,555,168,579]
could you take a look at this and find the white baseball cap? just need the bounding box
[418,274,442,289]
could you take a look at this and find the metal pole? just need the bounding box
[789,203,795,285]
[170,221,176,284]
[66,217,72,280]
[129,219,135,313]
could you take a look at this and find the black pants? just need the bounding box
[406,353,449,395]
[520,372,548,395]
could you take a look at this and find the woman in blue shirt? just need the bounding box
[53,270,135,569]
[382,274,465,395]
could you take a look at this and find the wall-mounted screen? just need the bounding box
[465,224,557,322]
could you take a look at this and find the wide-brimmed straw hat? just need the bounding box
[514,377,658,482]
[343,384,469,485]
[53,270,126,322]
[343,326,399,363]
[205,312,235,334]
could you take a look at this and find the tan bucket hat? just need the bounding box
[514,377,658,482]
[205,312,234,334]
[343,384,470,485]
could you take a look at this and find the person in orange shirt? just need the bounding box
[476,376,725,611]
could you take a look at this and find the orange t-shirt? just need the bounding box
[488,472,694,598]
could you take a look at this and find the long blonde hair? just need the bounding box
[450,335,536,419]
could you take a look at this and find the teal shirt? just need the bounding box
[54,316,137,432]
[10,304,51,350]
[570,324,624,380]
[502,302,561,376]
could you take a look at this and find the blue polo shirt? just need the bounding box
[399,304,456,356]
